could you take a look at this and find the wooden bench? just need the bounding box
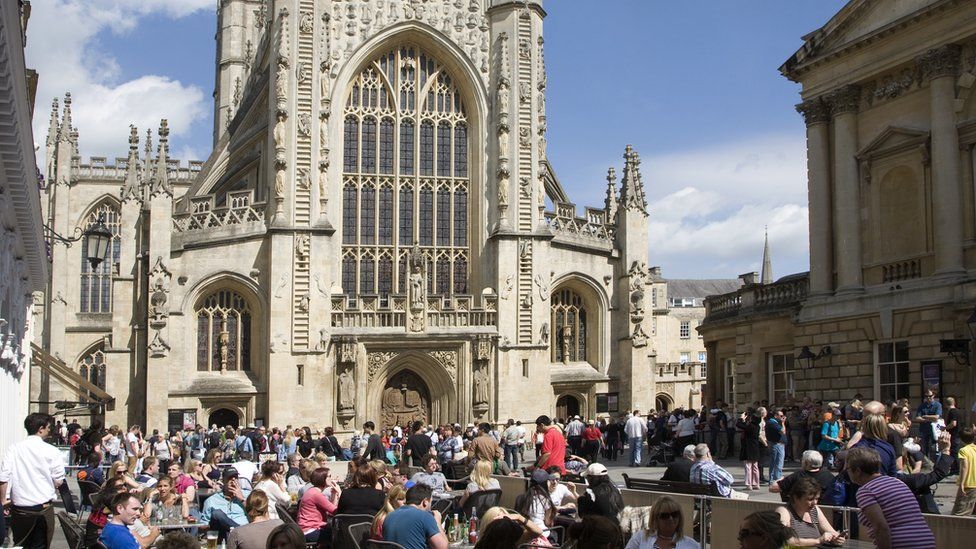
[622,474,720,497]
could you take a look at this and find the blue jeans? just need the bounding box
[629,436,643,465]
[769,443,785,484]
[504,445,520,470]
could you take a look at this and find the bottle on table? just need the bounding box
[468,507,478,543]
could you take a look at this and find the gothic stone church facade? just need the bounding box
[36,0,655,431]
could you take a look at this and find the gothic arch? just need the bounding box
[366,350,458,427]
[75,194,121,229]
[549,273,610,371]
[74,339,107,389]
[555,391,588,420]
[331,23,489,294]
[181,272,266,377]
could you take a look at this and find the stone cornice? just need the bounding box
[825,85,862,116]
[795,98,831,126]
[916,43,962,81]
[0,1,47,289]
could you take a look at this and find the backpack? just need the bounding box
[73,437,92,460]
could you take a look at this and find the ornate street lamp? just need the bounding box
[44,214,113,270]
[796,345,831,369]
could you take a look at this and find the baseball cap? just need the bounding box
[531,469,555,485]
[222,467,240,483]
[584,463,609,477]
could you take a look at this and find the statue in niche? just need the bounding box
[299,11,313,33]
[338,367,355,412]
[274,167,286,198]
[498,127,509,157]
[518,37,530,59]
[295,233,309,260]
[276,64,288,104]
[319,119,329,150]
[519,127,530,147]
[497,78,510,119]
[473,365,489,405]
[297,168,311,190]
[519,81,531,104]
[497,172,509,206]
[218,318,230,370]
[296,62,309,85]
[539,322,550,346]
[519,176,530,199]
[317,163,328,200]
[274,116,286,151]
[408,245,425,312]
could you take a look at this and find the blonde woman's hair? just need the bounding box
[110,461,128,478]
[860,413,888,441]
[478,506,509,539]
[204,448,220,465]
[284,429,294,447]
[370,485,406,538]
[186,459,202,474]
[368,459,389,477]
[300,459,318,482]
[470,459,493,490]
[645,496,684,539]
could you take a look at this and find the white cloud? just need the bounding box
[640,134,810,279]
[26,0,211,164]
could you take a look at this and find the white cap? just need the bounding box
[584,463,608,477]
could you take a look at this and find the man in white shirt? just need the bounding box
[515,421,527,462]
[231,451,257,493]
[125,426,141,470]
[0,413,67,549]
[565,416,585,457]
[624,410,649,467]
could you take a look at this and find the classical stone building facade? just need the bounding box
[701,0,976,414]
[0,0,48,455]
[35,0,660,432]
[647,270,739,412]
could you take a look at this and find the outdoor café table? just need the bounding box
[150,520,200,530]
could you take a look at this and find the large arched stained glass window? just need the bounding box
[341,46,470,297]
[79,202,121,313]
[552,289,588,363]
[78,343,106,389]
[195,289,252,371]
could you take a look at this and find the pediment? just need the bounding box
[782,0,943,78]
[857,126,929,161]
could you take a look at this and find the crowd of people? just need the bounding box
[1,388,973,549]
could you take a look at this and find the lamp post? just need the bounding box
[44,214,113,269]
[796,345,832,369]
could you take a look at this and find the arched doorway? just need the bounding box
[208,408,240,429]
[556,395,581,421]
[381,370,431,429]
[655,393,674,412]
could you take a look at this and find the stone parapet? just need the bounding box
[703,274,809,325]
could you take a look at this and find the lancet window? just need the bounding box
[195,289,252,372]
[78,344,106,389]
[79,202,121,313]
[341,46,470,297]
[552,289,588,363]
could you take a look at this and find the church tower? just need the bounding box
[213,0,267,145]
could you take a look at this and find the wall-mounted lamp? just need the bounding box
[796,345,831,369]
[940,338,970,366]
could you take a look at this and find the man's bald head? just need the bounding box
[863,401,886,416]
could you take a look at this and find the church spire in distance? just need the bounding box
[761,227,773,284]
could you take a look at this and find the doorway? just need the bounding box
[556,394,581,421]
[655,393,674,412]
[380,370,431,429]
[208,408,240,429]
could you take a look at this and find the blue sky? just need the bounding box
[27,0,849,280]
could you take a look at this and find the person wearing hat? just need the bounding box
[581,419,603,463]
[577,463,624,521]
[200,468,249,541]
[515,469,558,536]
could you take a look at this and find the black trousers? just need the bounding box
[10,503,54,549]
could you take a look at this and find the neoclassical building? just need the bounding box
[0,0,47,455]
[35,0,659,432]
[701,0,976,413]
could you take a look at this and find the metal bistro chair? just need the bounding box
[460,489,502,521]
[275,503,297,525]
[77,479,102,521]
[348,522,372,549]
[365,541,406,549]
[330,513,375,549]
[57,511,85,549]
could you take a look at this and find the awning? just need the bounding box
[30,342,114,405]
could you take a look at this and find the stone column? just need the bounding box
[827,85,863,295]
[919,45,965,278]
[797,97,833,297]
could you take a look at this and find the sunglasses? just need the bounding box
[738,529,762,541]
[657,511,681,521]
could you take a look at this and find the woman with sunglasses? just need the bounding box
[624,496,699,549]
[737,511,794,549]
[774,477,844,547]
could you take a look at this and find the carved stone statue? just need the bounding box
[295,233,309,260]
[519,81,531,104]
[539,322,550,346]
[276,64,288,104]
[274,116,286,151]
[320,61,332,101]
[299,10,314,33]
[274,167,286,198]
[497,172,509,206]
[498,127,509,157]
[338,367,355,412]
[408,245,425,311]
[218,319,230,370]
[497,78,510,119]
[297,113,311,137]
[473,365,489,405]
[561,324,572,363]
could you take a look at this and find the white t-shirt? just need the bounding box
[549,483,572,506]
[105,435,121,456]
[125,432,139,457]
[676,418,697,438]
[516,425,527,443]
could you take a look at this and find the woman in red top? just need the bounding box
[297,467,341,543]
[581,420,604,463]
